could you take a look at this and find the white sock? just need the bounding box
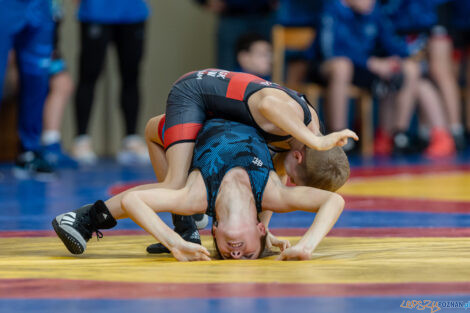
[450,124,464,136]
[42,130,61,146]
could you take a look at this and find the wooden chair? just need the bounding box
[272,24,374,157]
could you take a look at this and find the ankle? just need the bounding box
[90,200,117,229]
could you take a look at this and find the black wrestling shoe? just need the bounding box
[52,200,116,254]
[146,214,201,254]
[193,213,209,230]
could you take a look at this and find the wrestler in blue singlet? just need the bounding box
[190,119,274,216]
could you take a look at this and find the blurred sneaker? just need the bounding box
[393,131,415,156]
[13,151,55,181]
[43,142,78,168]
[374,129,392,156]
[117,135,150,165]
[72,135,97,165]
[424,128,456,158]
[452,132,467,152]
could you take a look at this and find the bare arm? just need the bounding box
[121,172,210,261]
[256,94,358,151]
[262,173,344,260]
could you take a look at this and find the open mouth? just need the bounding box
[228,242,243,248]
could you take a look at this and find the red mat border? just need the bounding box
[1,279,470,299]
[2,227,470,238]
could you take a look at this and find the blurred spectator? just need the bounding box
[450,0,470,145]
[276,0,323,27]
[382,0,465,152]
[276,0,326,86]
[41,0,78,168]
[73,0,150,165]
[194,0,277,71]
[0,0,55,179]
[306,0,420,155]
[235,33,272,79]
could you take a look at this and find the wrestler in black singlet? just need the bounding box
[158,69,317,150]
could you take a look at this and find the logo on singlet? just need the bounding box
[252,157,263,167]
[196,70,229,80]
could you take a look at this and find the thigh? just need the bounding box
[164,142,196,188]
[163,82,206,150]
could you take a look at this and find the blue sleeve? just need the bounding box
[377,17,410,58]
[317,12,336,60]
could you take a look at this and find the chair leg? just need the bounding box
[359,93,374,157]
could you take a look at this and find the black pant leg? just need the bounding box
[113,22,146,135]
[75,23,111,135]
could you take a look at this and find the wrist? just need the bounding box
[166,233,184,251]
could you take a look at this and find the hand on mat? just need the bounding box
[277,245,312,261]
[171,240,211,262]
[315,129,359,151]
[266,232,291,252]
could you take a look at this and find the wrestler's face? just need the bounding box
[238,41,272,77]
[213,222,266,259]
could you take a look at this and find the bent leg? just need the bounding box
[105,142,195,219]
[145,114,167,180]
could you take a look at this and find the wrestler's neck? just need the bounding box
[215,168,257,226]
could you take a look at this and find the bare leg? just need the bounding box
[394,60,419,131]
[417,79,447,128]
[321,57,353,131]
[43,72,74,133]
[105,142,195,219]
[428,37,461,127]
[145,115,167,180]
[465,56,470,131]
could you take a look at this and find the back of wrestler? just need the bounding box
[162,68,314,151]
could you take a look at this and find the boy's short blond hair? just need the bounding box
[296,147,350,192]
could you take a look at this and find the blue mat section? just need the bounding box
[1,296,469,313]
[1,156,470,231]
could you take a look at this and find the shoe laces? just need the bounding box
[76,212,104,241]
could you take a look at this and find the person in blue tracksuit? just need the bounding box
[306,0,421,156]
[73,0,150,165]
[0,0,55,179]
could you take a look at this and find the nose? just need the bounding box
[230,250,242,259]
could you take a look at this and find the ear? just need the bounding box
[257,222,267,236]
[293,150,303,164]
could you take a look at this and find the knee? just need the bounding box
[402,60,420,84]
[145,115,164,145]
[324,57,353,83]
[121,191,139,212]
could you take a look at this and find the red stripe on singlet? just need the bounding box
[163,122,203,150]
[157,115,166,143]
[225,72,261,101]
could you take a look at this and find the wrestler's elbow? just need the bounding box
[329,193,345,212]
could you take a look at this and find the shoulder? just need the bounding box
[261,172,289,211]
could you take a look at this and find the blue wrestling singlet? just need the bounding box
[190,119,274,217]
